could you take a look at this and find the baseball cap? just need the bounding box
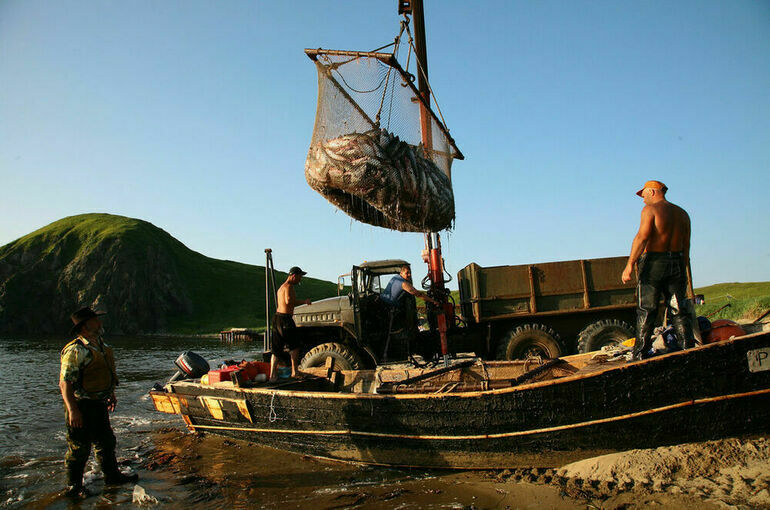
[289,266,307,276]
[636,180,668,197]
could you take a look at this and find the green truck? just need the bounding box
[270,255,645,370]
[456,256,638,359]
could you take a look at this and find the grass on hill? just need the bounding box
[694,281,770,323]
[2,213,339,335]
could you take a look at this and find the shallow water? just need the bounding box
[0,335,260,508]
[0,336,584,509]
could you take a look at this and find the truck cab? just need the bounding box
[291,259,429,369]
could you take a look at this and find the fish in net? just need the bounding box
[305,128,454,232]
[304,47,463,233]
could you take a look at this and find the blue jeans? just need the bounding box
[633,252,695,359]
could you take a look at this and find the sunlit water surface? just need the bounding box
[0,336,529,509]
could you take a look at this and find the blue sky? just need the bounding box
[1,0,768,288]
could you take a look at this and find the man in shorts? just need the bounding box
[270,266,312,382]
[622,180,696,360]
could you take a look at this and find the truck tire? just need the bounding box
[496,324,562,360]
[299,342,363,370]
[577,319,634,353]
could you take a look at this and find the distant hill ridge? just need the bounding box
[0,213,336,335]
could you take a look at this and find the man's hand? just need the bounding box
[107,393,117,412]
[68,407,84,428]
[621,265,634,284]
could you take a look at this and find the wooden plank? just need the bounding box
[527,265,537,313]
[580,259,591,309]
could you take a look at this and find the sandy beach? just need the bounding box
[135,431,770,509]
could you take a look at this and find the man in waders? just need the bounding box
[59,307,138,498]
[269,267,312,382]
[621,180,696,360]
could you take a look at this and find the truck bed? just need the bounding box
[457,256,636,323]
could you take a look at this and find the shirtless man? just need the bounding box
[270,266,312,382]
[622,180,695,360]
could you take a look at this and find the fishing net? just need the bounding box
[305,49,463,232]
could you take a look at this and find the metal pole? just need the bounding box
[264,249,275,354]
[411,0,435,171]
[408,0,451,366]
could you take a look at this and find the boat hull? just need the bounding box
[151,331,770,468]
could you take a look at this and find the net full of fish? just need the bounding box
[305,128,455,232]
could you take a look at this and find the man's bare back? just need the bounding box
[643,200,690,254]
[622,182,691,283]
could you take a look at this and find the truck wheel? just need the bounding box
[299,342,363,370]
[577,319,634,353]
[496,324,562,360]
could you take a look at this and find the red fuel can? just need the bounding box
[207,366,241,384]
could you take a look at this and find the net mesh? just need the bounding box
[305,51,461,232]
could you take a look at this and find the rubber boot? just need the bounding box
[671,313,695,350]
[63,464,91,499]
[104,471,139,485]
[101,450,139,485]
[632,320,656,361]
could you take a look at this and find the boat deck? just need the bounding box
[191,347,631,396]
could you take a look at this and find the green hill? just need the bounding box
[693,281,770,322]
[0,213,337,335]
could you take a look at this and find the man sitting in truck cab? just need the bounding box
[381,265,438,308]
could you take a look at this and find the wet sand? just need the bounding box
[136,430,581,509]
[553,436,770,509]
[128,430,769,509]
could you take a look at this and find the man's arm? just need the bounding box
[402,281,439,305]
[60,346,83,427]
[60,380,83,428]
[289,286,311,306]
[682,212,691,267]
[622,206,654,283]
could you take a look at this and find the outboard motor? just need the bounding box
[168,351,210,383]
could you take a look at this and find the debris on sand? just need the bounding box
[132,485,159,505]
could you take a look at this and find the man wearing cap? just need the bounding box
[269,266,312,382]
[59,307,138,498]
[622,180,696,360]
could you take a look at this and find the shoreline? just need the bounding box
[137,431,770,508]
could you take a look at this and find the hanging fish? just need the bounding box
[305,128,455,232]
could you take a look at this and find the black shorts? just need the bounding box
[271,313,299,354]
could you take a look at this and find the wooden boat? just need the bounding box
[150,330,770,469]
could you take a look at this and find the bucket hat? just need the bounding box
[70,307,106,335]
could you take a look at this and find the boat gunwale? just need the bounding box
[166,330,769,401]
[158,386,770,441]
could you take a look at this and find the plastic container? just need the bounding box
[207,366,240,383]
[703,320,747,344]
[236,361,271,381]
[278,367,291,379]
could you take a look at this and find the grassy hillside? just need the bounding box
[0,214,338,335]
[694,281,770,322]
